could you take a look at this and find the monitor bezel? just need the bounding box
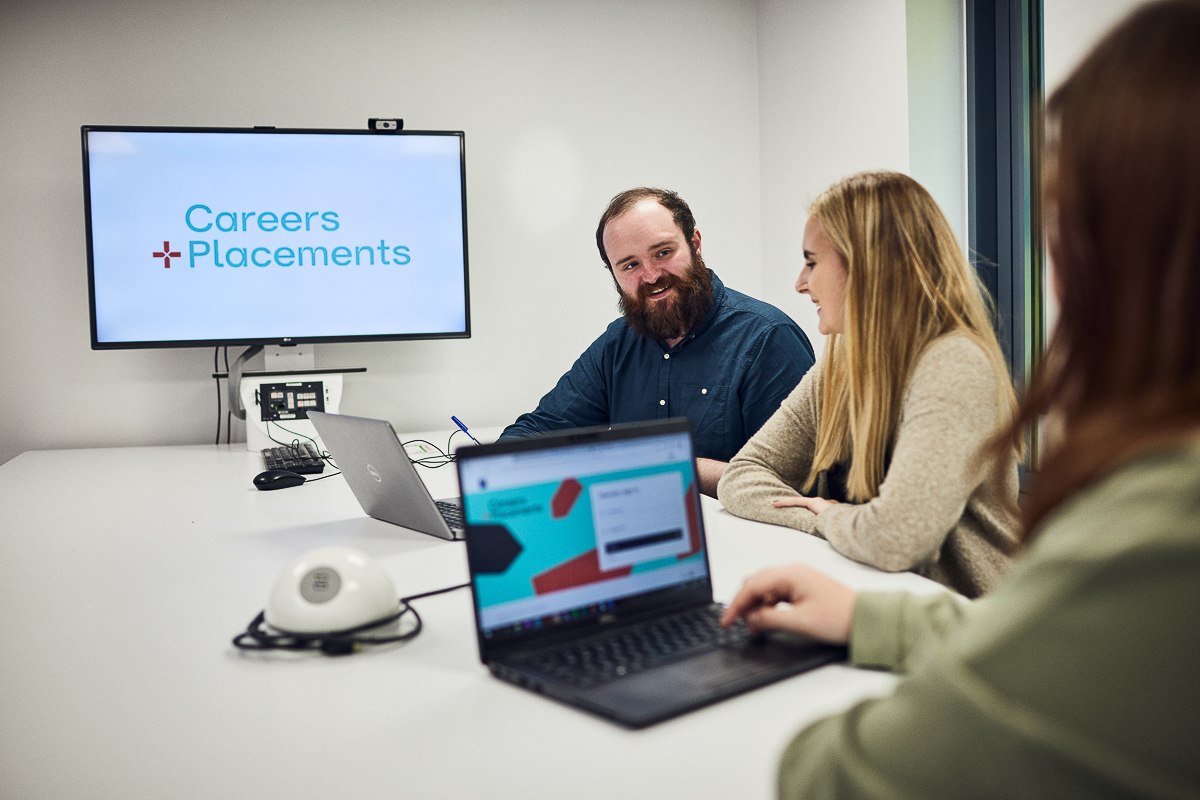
[81,124,471,350]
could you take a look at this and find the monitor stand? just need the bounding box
[240,372,345,453]
[214,344,366,452]
[263,344,314,371]
[225,345,315,425]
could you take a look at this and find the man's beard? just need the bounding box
[618,253,714,342]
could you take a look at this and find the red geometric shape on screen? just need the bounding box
[550,477,583,519]
[531,548,631,595]
[677,480,702,560]
[152,241,182,268]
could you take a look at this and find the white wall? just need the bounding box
[1044,0,1147,92]
[0,0,1161,467]
[1042,0,1146,332]
[0,0,930,466]
[905,0,966,251]
[0,0,766,465]
[756,0,911,362]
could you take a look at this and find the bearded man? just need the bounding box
[499,187,814,495]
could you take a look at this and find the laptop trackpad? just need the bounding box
[586,648,793,714]
[669,648,782,689]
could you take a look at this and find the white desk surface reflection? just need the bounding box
[0,430,945,800]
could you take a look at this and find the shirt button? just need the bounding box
[663,354,670,360]
[659,400,666,406]
[701,388,708,394]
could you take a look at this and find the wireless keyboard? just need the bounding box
[261,442,326,475]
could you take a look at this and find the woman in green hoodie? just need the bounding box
[720,2,1200,797]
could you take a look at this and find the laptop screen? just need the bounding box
[457,421,712,651]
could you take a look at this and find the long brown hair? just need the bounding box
[997,0,1200,538]
[807,172,1015,501]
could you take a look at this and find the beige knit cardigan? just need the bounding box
[717,333,1020,597]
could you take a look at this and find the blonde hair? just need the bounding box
[806,171,1016,501]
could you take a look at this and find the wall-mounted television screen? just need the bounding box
[81,125,469,349]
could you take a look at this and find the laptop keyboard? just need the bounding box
[261,443,326,475]
[513,605,752,688]
[435,499,464,530]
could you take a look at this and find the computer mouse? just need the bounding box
[253,469,306,490]
[265,546,399,634]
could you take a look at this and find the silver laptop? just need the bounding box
[455,418,845,728]
[307,411,463,540]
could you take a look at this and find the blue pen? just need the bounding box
[451,415,481,445]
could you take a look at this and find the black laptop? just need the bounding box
[454,418,845,728]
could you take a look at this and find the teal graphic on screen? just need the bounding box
[463,460,705,631]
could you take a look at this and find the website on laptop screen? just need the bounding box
[459,432,708,641]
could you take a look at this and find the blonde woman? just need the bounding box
[717,172,1018,597]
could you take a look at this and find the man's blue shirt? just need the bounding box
[500,271,815,461]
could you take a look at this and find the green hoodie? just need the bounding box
[778,441,1200,799]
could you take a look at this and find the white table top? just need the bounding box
[0,437,945,800]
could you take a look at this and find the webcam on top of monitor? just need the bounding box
[368,118,403,131]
